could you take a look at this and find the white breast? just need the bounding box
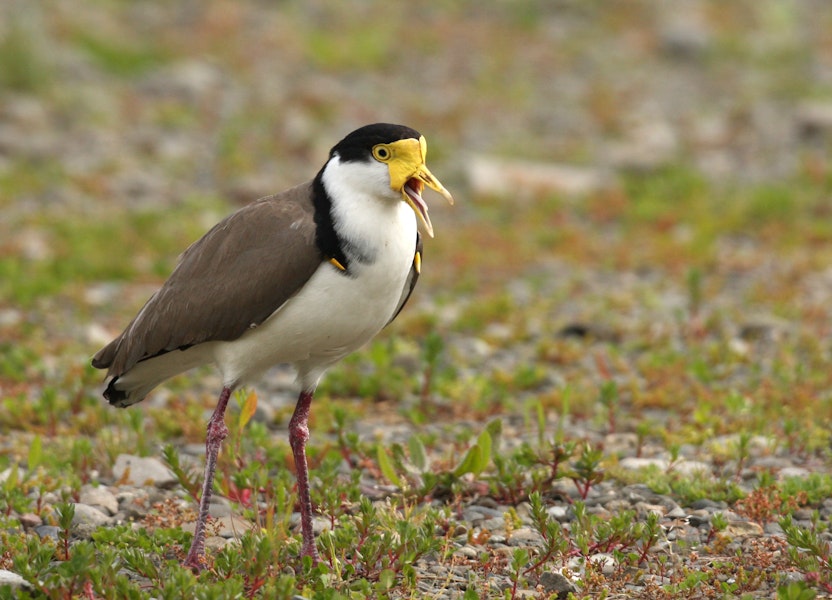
[213,156,418,391]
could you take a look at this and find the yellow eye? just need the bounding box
[372,144,391,162]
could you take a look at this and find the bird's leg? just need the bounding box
[289,389,320,563]
[183,386,232,571]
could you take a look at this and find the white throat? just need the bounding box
[321,154,417,259]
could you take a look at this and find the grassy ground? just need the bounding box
[2,1,832,598]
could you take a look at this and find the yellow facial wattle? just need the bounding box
[372,136,454,237]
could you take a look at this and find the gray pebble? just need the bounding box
[507,527,545,548]
[547,505,570,521]
[453,545,479,559]
[0,570,31,592]
[80,484,119,516]
[539,570,578,598]
[72,503,112,537]
[112,454,178,489]
[33,525,61,541]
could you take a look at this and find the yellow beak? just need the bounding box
[385,136,454,238]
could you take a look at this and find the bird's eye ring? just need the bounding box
[372,145,391,162]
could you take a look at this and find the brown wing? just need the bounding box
[92,182,322,377]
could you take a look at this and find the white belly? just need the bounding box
[213,205,416,390]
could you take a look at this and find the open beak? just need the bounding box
[386,136,454,238]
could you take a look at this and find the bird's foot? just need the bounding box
[182,548,206,573]
[301,542,320,566]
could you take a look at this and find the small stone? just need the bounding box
[603,433,639,455]
[708,434,772,455]
[204,536,230,552]
[590,553,617,575]
[751,456,794,470]
[539,571,578,599]
[792,508,815,521]
[619,457,667,472]
[141,60,224,102]
[33,525,60,541]
[659,18,711,60]
[453,545,479,559]
[0,570,31,592]
[465,154,612,199]
[673,461,712,476]
[473,505,505,519]
[547,505,570,521]
[311,516,331,535]
[462,508,487,524]
[635,502,667,518]
[72,503,112,537]
[737,316,789,341]
[18,513,42,529]
[80,485,119,516]
[724,521,764,538]
[765,522,785,536]
[689,498,723,511]
[507,527,545,548]
[779,467,811,480]
[481,517,505,531]
[605,120,679,172]
[115,487,153,519]
[0,309,21,327]
[0,466,25,483]
[796,101,832,139]
[113,454,177,489]
[182,514,253,539]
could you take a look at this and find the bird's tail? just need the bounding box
[97,344,215,408]
[103,376,149,408]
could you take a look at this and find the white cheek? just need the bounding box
[324,154,394,201]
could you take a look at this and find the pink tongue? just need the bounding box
[406,180,428,218]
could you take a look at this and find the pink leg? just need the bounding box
[289,389,320,563]
[183,386,232,571]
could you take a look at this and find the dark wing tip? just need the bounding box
[92,338,118,370]
[103,377,135,408]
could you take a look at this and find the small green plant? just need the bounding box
[420,330,445,402]
[523,491,569,575]
[598,380,619,433]
[567,443,605,500]
[778,581,817,600]
[780,514,832,593]
[707,512,729,545]
[318,496,441,592]
[508,547,530,600]
[162,444,201,503]
[0,17,52,92]
[377,420,502,500]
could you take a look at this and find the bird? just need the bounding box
[91,123,453,570]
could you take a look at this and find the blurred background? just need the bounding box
[3,0,831,212]
[1,0,832,410]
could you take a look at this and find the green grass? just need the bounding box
[72,33,170,77]
[0,18,52,92]
[0,196,226,307]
